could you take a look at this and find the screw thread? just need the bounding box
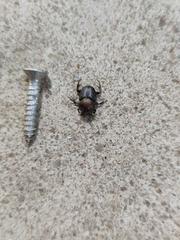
[25,79,42,145]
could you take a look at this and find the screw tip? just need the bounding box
[25,134,36,146]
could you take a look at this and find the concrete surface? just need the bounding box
[0,0,180,239]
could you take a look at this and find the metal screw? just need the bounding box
[24,68,48,145]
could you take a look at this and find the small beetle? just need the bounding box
[70,80,105,116]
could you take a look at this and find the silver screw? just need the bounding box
[24,68,48,145]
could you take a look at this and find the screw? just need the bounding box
[24,68,48,145]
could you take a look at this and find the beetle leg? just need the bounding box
[69,97,79,106]
[96,80,102,95]
[97,100,107,107]
[77,80,82,94]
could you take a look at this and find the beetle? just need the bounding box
[70,80,105,116]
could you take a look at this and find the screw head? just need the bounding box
[24,68,48,81]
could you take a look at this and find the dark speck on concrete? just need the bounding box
[159,16,166,27]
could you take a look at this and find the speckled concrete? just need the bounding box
[0,0,180,239]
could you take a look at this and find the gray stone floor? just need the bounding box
[0,0,180,239]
